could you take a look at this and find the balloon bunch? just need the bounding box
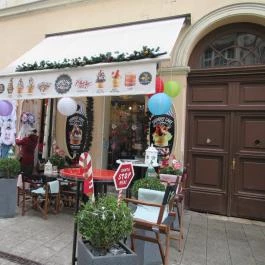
[0,100,13,116]
[147,77,181,116]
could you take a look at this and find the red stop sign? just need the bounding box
[113,162,135,190]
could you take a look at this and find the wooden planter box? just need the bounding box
[0,178,17,218]
[77,238,138,265]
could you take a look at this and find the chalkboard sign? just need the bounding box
[150,108,175,166]
[66,103,88,157]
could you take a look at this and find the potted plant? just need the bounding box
[49,153,66,169]
[0,157,21,218]
[76,194,137,265]
[159,166,182,176]
[131,177,165,198]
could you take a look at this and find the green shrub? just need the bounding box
[76,195,133,251]
[0,158,20,179]
[131,177,165,198]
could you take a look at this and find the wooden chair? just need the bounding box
[31,179,61,219]
[159,167,188,251]
[17,174,45,216]
[124,184,177,265]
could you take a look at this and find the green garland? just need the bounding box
[85,97,94,151]
[16,46,166,72]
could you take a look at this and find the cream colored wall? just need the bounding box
[1,0,264,69]
[1,0,264,165]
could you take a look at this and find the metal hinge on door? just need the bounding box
[232,158,236,170]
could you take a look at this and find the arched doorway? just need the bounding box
[186,23,265,220]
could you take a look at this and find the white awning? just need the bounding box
[0,16,186,99]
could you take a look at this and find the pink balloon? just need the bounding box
[0,100,13,116]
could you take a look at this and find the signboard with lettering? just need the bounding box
[113,162,135,190]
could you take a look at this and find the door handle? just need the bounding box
[232,158,236,170]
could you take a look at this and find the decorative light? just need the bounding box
[57,97,77,116]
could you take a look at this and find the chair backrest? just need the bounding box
[136,188,172,224]
[160,173,182,196]
[162,184,177,205]
[48,180,60,194]
[138,188,165,204]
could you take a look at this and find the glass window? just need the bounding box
[200,32,265,68]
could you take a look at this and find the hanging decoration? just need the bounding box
[155,76,164,93]
[16,46,166,72]
[0,100,13,116]
[147,76,164,98]
[57,97,77,116]
[164,81,181,97]
[147,93,172,116]
[84,97,94,152]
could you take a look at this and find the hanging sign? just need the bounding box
[66,102,88,157]
[150,108,175,167]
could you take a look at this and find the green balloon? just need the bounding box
[164,81,181,97]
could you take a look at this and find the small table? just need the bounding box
[116,159,159,178]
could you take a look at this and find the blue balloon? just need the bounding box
[148,93,172,115]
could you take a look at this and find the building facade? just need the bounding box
[0,0,264,220]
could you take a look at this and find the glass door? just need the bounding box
[107,96,148,169]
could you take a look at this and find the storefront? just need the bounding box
[0,15,188,169]
[1,0,264,221]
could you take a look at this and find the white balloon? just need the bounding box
[57,97,77,116]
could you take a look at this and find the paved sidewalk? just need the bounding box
[0,209,265,265]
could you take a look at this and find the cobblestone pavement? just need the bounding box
[0,208,265,265]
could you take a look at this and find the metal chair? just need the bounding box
[124,184,177,265]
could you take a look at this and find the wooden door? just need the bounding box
[230,112,265,220]
[186,68,265,220]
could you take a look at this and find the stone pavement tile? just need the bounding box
[207,219,232,265]
[243,224,265,265]
[8,238,44,256]
[0,259,17,265]
[180,213,207,265]
[42,242,72,265]
[226,222,256,265]
[43,232,73,252]
[24,244,59,263]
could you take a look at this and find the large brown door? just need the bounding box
[186,68,265,220]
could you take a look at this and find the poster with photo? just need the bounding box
[0,100,16,158]
[65,101,88,158]
[150,109,175,167]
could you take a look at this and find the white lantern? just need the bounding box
[145,144,158,166]
[57,97,77,116]
[44,160,53,175]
